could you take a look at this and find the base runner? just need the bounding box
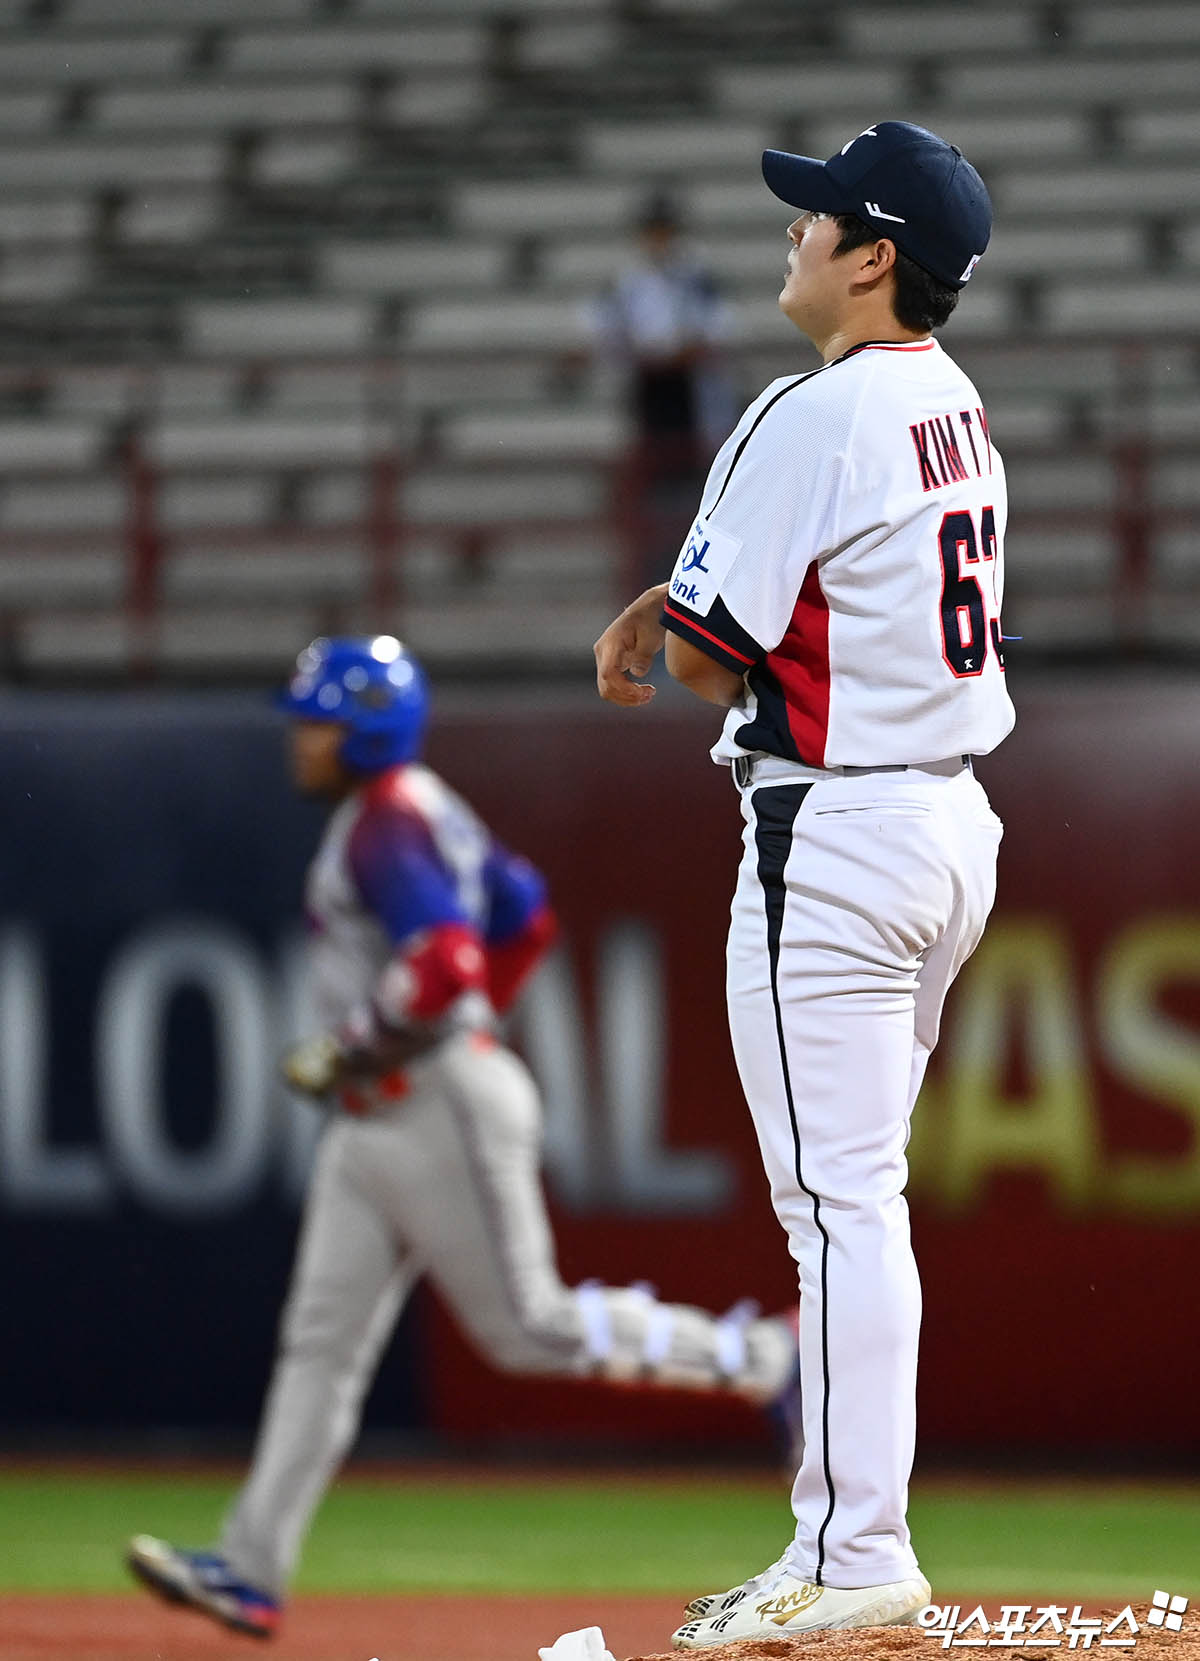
[595,123,1014,1648]
[126,634,800,1639]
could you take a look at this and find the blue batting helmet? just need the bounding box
[277,635,430,772]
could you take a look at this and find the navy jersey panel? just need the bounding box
[346,799,470,944]
[661,594,765,677]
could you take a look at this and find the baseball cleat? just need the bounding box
[672,1571,931,1649]
[682,1554,788,1620]
[126,1534,281,1638]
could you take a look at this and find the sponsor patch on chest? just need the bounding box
[668,515,741,617]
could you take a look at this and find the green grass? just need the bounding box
[0,1468,1195,1601]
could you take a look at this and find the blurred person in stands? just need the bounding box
[125,635,801,1641]
[589,193,737,586]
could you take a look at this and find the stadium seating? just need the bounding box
[0,0,1191,674]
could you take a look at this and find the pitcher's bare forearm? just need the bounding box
[593,585,668,706]
[665,634,747,707]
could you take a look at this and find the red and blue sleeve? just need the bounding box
[482,844,558,1012]
[346,800,486,1031]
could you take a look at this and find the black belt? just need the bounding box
[733,753,971,789]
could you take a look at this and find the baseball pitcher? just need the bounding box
[595,123,1013,1647]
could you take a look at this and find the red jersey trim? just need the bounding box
[662,601,756,666]
[846,340,936,354]
[764,561,831,766]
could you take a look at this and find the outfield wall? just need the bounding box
[1,678,1197,1456]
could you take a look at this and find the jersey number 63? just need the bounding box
[937,506,1004,678]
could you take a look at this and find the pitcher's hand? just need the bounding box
[594,584,669,706]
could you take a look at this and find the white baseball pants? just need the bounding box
[726,760,1002,1590]
[220,1034,794,1595]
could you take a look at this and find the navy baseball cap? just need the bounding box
[761,121,992,290]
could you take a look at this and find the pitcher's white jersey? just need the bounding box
[661,337,1016,768]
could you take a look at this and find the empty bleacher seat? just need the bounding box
[1151,529,1200,583]
[1175,220,1200,268]
[451,178,640,234]
[151,365,243,415]
[950,54,1200,107]
[1122,109,1200,156]
[715,62,907,117]
[0,199,91,245]
[581,121,773,176]
[1042,278,1200,334]
[407,295,588,350]
[954,344,1121,400]
[69,0,311,22]
[0,33,189,85]
[840,6,1041,53]
[401,356,551,411]
[485,530,610,584]
[18,611,139,674]
[184,299,375,357]
[264,365,380,414]
[156,606,338,671]
[441,407,626,461]
[164,546,367,602]
[970,221,1142,277]
[1073,3,1200,49]
[122,192,220,243]
[387,75,487,126]
[1140,394,1200,441]
[1005,455,1118,511]
[0,92,57,136]
[46,369,135,418]
[228,25,487,76]
[0,139,222,192]
[0,477,125,533]
[542,235,657,287]
[320,239,510,297]
[517,17,620,68]
[148,414,371,470]
[0,551,123,606]
[92,81,359,135]
[303,471,367,526]
[0,251,86,303]
[254,135,356,187]
[158,476,278,531]
[394,596,600,666]
[1001,164,1200,214]
[684,178,797,231]
[1154,457,1200,508]
[978,396,1073,448]
[359,0,609,13]
[405,464,605,523]
[643,0,730,11]
[1003,527,1118,592]
[0,422,104,472]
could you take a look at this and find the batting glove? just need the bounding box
[280,1033,345,1098]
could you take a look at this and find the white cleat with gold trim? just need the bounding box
[672,1571,931,1649]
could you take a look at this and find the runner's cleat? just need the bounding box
[126,1534,281,1639]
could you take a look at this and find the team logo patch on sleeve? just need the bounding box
[668,516,742,617]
